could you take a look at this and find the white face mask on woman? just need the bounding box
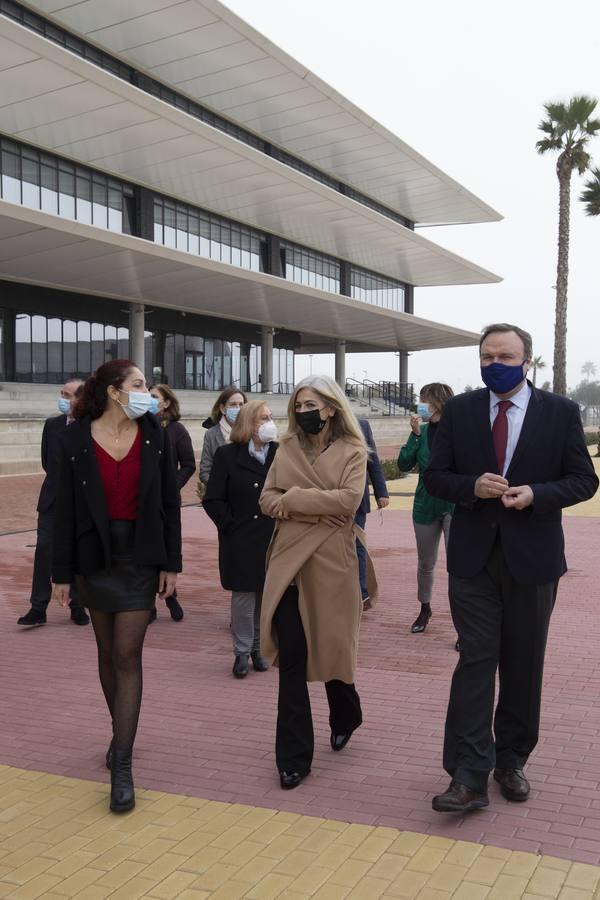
[257,420,278,443]
[117,390,159,419]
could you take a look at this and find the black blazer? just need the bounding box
[37,414,71,513]
[52,413,182,584]
[203,441,277,592]
[423,384,598,584]
[160,418,196,491]
[357,418,389,516]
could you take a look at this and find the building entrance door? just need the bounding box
[185,351,204,390]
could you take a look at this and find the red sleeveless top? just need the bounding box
[93,426,142,521]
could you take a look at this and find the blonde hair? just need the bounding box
[230,399,270,445]
[284,375,366,449]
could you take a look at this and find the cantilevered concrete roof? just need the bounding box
[0,15,501,289]
[0,200,480,353]
[21,0,502,227]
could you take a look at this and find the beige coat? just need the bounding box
[259,434,377,684]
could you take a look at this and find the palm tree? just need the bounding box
[581,361,597,381]
[536,95,600,395]
[531,355,546,387]
[581,167,600,216]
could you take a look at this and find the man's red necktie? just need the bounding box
[492,400,512,474]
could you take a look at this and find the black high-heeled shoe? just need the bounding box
[411,605,432,633]
[110,749,135,813]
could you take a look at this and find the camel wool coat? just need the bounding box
[259,433,377,684]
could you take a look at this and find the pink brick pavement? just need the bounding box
[1,501,600,864]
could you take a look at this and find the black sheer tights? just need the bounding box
[89,609,151,754]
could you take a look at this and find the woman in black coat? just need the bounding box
[203,399,278,679]
[149,383,196,622]
[52,360,181,814]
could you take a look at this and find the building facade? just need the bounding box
[0,0,501,393]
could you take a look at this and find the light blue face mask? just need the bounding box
[118,390,159,420]
[416,402,432,421]
[225,407,241,424]
[58,397,71,415]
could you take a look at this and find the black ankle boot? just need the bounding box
[110,749,135,813]
[106,738,114,771]
[411,604,432,633]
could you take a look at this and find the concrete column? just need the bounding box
[129,303,145,371]
[398,350,409,385]
[335,339,346,389]
[261,326,274,392]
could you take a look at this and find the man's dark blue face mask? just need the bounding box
[480,361,526,394]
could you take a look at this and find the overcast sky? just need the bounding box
[226,0,600,394]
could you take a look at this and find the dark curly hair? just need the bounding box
[74,360,136,420]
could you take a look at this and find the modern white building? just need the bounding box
[0,0,501,395]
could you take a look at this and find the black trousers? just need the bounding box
[444,539,557,792]
[30,510,79,611]
[273,586,362,774]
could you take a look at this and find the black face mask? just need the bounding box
[296,408,327,434]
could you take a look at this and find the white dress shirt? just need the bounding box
[489,381,531,476]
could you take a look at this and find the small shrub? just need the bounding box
[380,458,407,480]
[584,431,599,446]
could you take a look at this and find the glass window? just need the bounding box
[31,315,47,383]
[76,170,92,224]
[1,147,20,203]
[174,333,185,389]
[213,339,223,390]
[21,149,40,209]
[91,323,104,371]
[58,165,75,219]
[15,314,32,381]
[92,176,108,229]
[164,333,174,387]
[232,342,241,387]
[204,339,214,391]
[117,326,129,360]
[48,318,62,382]
[104,324,117,362]
[223,340,232,387]
[77,320,91,376]
[40,161,58,215]
[350,265,405,311]
[63,319,77,375]
[144,331,153,379]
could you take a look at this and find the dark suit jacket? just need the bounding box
[52,413,182,584]
[203,442,277,592]
[357,418,389,516]
[423,384,598,585]
[37,415,70,514]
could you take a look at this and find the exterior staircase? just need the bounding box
[0,382,411,476]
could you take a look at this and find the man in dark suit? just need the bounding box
[18,379,89,628]
[424,323,598,812]
[356,418,389,607]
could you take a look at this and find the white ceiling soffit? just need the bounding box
[19,0,501,227]
[0,17,501,289]
[0,201,480,352]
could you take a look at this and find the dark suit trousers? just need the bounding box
[273,586,363,774]
[30,510,79,610]
[354,510,368,599]
[444,539,557,792]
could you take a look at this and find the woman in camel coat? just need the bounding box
[260,375,377,790]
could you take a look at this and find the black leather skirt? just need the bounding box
[76,520,158,612]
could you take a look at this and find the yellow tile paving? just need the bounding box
[2,766,600,899]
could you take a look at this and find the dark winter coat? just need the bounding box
[203,441,277,592]
[52,413,182,583]
[159,417,196,491]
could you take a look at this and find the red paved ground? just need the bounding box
[2,502,600,865]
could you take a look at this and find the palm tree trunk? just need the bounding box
[532,364,537,386]
[553,154,571,395]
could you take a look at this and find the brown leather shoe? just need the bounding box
[432,781,489,812]
[494,767,530,802]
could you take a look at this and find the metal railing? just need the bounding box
[345,378,414,416]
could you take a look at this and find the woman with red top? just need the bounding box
[52,360,182,814]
